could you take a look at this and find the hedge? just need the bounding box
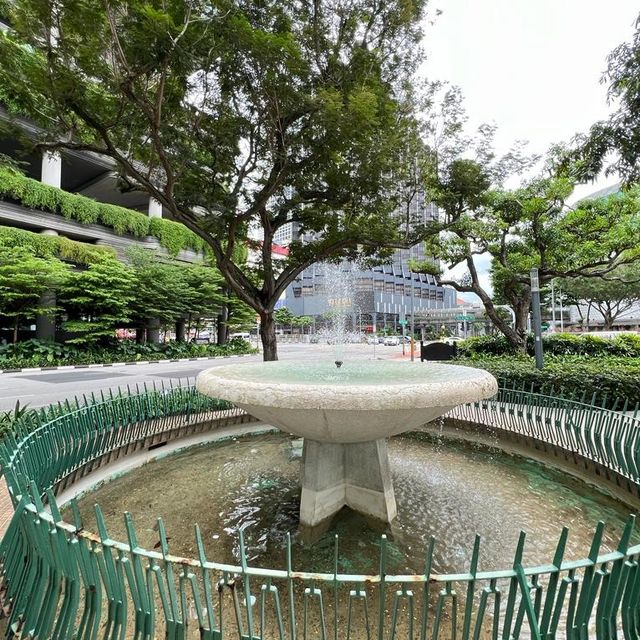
[457,333,640,358]
[457,354,640,409]
[0,166,207,256]
[0,338,256,369]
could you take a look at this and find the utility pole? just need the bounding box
[530,268,544,370]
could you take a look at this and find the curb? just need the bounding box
[0,353,253,374]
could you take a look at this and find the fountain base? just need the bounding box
[300,438,397,526]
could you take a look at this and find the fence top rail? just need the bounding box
[19,499,640,587]
[0,384,236,469]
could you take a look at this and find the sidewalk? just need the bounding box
[0,478,12,538]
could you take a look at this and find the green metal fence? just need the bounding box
[0,383,638,639]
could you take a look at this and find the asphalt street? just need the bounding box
[0,341,406,411]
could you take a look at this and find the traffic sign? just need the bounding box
[455,315,474,321]
[399,319,408,325]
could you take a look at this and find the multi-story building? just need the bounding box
[283,197,456,332]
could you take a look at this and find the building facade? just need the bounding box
[283,198,456,333]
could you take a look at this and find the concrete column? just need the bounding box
[36,289,56,340]
[41,151,62,187]
[147,318,161,344]
[36,229,59,341]
[148,197,163,218]
[175,319,186,342]
[299,438,397,527]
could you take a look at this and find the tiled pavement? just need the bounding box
[0,478,13,538]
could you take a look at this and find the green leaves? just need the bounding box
[0,247,70,338]
[0,166,206,255]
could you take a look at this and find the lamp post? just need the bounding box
[530,267,544,370]
[410,270,415,362]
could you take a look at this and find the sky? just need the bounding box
[419,0,639,301]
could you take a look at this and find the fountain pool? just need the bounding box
[196,360,497,525]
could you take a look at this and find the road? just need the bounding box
[0,342,410,411]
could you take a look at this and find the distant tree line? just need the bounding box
[0,243,255,345]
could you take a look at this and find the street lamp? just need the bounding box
[410,269,415,361]
[530,267,544,370]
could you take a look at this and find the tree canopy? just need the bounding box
[560,265,640,330]
[560,13,640,184]
[0,0,429,359]
[0,247,70,342]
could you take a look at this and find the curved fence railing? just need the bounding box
[0,384,639,639]
[449,383,640,488]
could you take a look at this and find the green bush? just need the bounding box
[458,333,640,358]
[0,166,206,256]
[0,338,256,369]
[457,354,640,408]
[0,401,39,439]
[0,225,113,264]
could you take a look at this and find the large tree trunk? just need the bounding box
[512,297,531,348]
[259,310,278,361]
[13,318,18,344]
[217,302,228,345]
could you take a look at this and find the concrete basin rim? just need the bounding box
[196,365,498,411]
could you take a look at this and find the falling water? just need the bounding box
[317,262,361,366]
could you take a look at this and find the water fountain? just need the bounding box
[198,261,497,526]
[197,361,497,526]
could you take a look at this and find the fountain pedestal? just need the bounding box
[300,439,396,526]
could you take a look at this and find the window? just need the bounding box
[374,280,384,291]
[357,278,373,291]
[395,283,404,295]
[293,287,302,298]
[384,282,394,294]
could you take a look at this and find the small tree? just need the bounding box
[274,308,295,334]
[58,256,135,345]
[126,248,185,340]
[561,266,640,330]
[0,247,69,342]
[294,315,314,335]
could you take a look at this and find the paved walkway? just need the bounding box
[0,478,12,538]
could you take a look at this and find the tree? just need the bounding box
[416,159,640,351]
[178,265,227,340]
[274,307,295,334]
[0,0,428,360]
[126,247,186,341]
[560,13,640,184]
[561,266,640,330]
[126,248,226,342]
[58,256,136,345]
[294,315,314,335]
[0,247,69,342]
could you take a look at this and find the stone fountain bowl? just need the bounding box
[196,361,498,443]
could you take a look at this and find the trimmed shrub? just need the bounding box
[457,333,640,358]
[0,338,256,369]
[457,354,640,409]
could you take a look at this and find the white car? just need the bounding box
[384,336,400,346]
